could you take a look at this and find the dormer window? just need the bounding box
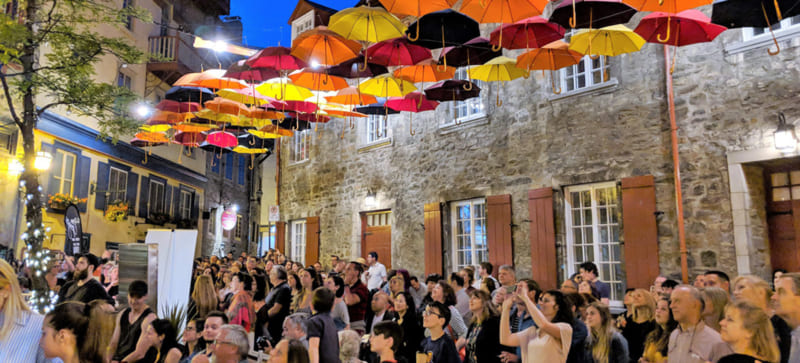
[292,11,314,41]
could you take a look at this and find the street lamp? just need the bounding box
[34,151,52,171]
[774,112,797,153]
[365,190,377,208]
[8,159,23,175]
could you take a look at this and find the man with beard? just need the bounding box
[57,253,114,304]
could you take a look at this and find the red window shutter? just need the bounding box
[621,175,660,289]
[487,194,513,269]
[306,216,320,265]
[528,188,557,290]
[276,221,286,254]
[424,203,443,276]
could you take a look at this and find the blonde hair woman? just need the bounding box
[189,275,218,320]
[621,288,656,361]
[584,302,629,363]
[732,275,791,362]
[718,301,780,363]
[701,287,730,332]
[0,258,46,362]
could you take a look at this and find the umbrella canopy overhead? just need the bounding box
[155,99,202,113]
[225,61,281,83]
[393,59,456,84]
[206,131,238,148]
[490,17,566,50]
[386,92,440,112]
[460,0,548,24]
[248,125,294,139]
[623,0,712,12]
[516,40,584,71]
[204,97,251,116]
[325,55,389,78]
[424,80,482,102]
[173,131,207,147]
[165,86,214,103]
[217,88,281,107]
[329,6,407,43]
[467,56,529,82]
[281,100,319,114]
[549,0,637,29]
[635,10,727,46]
[569,25,646,56]
[288,69,350,91]
[359,74,418,97]
[354,98,402,115]
[367,37,433,67]
[291,26,362,66]
[406,9,481,49]
[378,0,456,17]
[325,86,379,106]
[174,69,248,89]
[711,0,800,28]
[246,46,308,71]
[255,81,314,101]
[439,37,502,67]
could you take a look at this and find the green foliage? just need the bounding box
[160,302,188,340]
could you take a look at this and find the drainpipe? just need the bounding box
[275,141,281,207]
[665,44,689,284]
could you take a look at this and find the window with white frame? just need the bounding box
[290,220,306,265]
[52,150,77,195]
[742,14,800,40]
[235,214,244,240]
[565,183,624,305]
[107,167,128,203]
[451,198,487,272]
[290,129,311,163]
[365,114,390,144]
[291,11,314,41]
[148,180,165,215]
[179,189,192,220]
[558,31,611,93]
[444,68,485,125]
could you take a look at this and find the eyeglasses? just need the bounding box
[422,308,442,318]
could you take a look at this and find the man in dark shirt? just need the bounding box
[261,265,292,345]
[307,287,341,363]
[420,302,460,363]
[57,253,114,305]
[343,261,369,334]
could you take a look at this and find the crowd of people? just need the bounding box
[1,248,799,363]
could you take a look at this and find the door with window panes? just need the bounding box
[362,211,392,269]
[765,167,800,272]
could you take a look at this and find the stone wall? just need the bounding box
[277,20,800,281]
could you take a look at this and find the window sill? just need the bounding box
[358,138,392,153]
[547,78,619,102]
[288,159,310,168]
[725,27,800,55]
[439,115,489,135]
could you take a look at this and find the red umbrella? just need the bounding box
[206,131,238,148]
[172,131,207,147]
[386,92,439,135]
[225,60,281,83]
[489,17,566,50]
[285,112,331,123]
[246,46,308,71]
[439,37,502,67]
[634,10,727,72]
[367,37,433,67]
[281,100,318,114]
[155,99,202,113]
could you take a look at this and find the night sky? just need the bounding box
[230,0,358,48]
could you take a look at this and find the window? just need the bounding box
[179,189,192,220]
[290,220,306,265]
[117,72,132,90]
[557,31,611,93]
[451,198,487,272]
[211,154,220,174]
[225,153,234,180]
[235,214,244,240]
[743,14,800,40]
[291,11,314,41]
[565,183,624,305]
[107,167,128,203]
[121,0,133,30]
[238,156,246,185]
[290,130,311,163]
[0,125,17,154]
[52,150,77,195]
[444,68,485,125]
[366,114,390,144]
[148,180,165,215]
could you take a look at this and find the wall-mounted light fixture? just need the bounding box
[774,112,797,153]
[34,151,52,171]
[365,189,377,208]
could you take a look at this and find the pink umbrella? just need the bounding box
[155,99,202,113]
[385,92,439,135]
[282,100,318,114]
[489,17,566,50]
[206,131,238,148]
[172,132,207,147]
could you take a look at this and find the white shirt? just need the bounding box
[366,262,387,291]
[0,309,47,363]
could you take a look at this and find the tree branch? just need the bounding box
[37,100,70,116]
[0,70,22,127]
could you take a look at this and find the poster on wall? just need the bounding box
[63,204,83,256]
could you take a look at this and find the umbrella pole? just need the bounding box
[407,21,420,42]
[762,3,781,55]
[341,118,346,140]
[409,113,415,136]
[657,16,672,43]
[496,82,503,107]
[669,25,681,74]
[437,24,448,72]
[665,44,689,284]
[463,49,474,91]
[249,154,254,170]
[550,70,561,95]
[569,0,577,28]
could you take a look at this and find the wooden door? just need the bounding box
[765,169,800,272]
[362,211,392,269]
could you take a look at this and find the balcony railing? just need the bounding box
[147,33,214,83]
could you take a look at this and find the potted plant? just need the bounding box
[47,193,87,212]
[105,200,129,223]
[147,212,172,226]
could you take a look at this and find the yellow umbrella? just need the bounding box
[467,56,529,106]
[174,122,218,133]
[255,81,313,101]
[358,74,417,97]
[216,88,275,106]
[233,146,270,154]
[139,124,172,133]
[194,109,241,124]
[248,125,295,138]
[569,25,646,57]
[329,6,407,70]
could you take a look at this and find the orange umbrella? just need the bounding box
[393,59,456,84]
[248,125,295,139]
[379,0,457,17]
[324,86,378,106]
[146,110,193,125]
[623,0,711,12]
[174,122,217,133]
[174,69,248,90]
[288,69,350,91]
[460,0,549,51]
[291,26,362,66]
[204,97,251,116]
[516,40,584,94]
[322,109,368,118]
[134,131,170,143]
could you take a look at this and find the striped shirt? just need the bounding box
[0,309,48,363]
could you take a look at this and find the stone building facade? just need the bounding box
[272,6,800,304]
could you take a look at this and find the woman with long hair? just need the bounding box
[429,280,468,340]
[732,275,792,363]
[292,267,317,313]
[583,302,629,363]
[641,296,678,363]
[40,301,116,363]
[719,301,781,363]
[702,287,730,332]
[500,288,574,363]
[393,291,422,363]
[324,275,350,330]
[189,275,218,321]
[621,288,656,361]
[181,318,204,362]
[226,272,255,332]
[465,289,501,363]
[140,318,186,363]
[0,258,46,362]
